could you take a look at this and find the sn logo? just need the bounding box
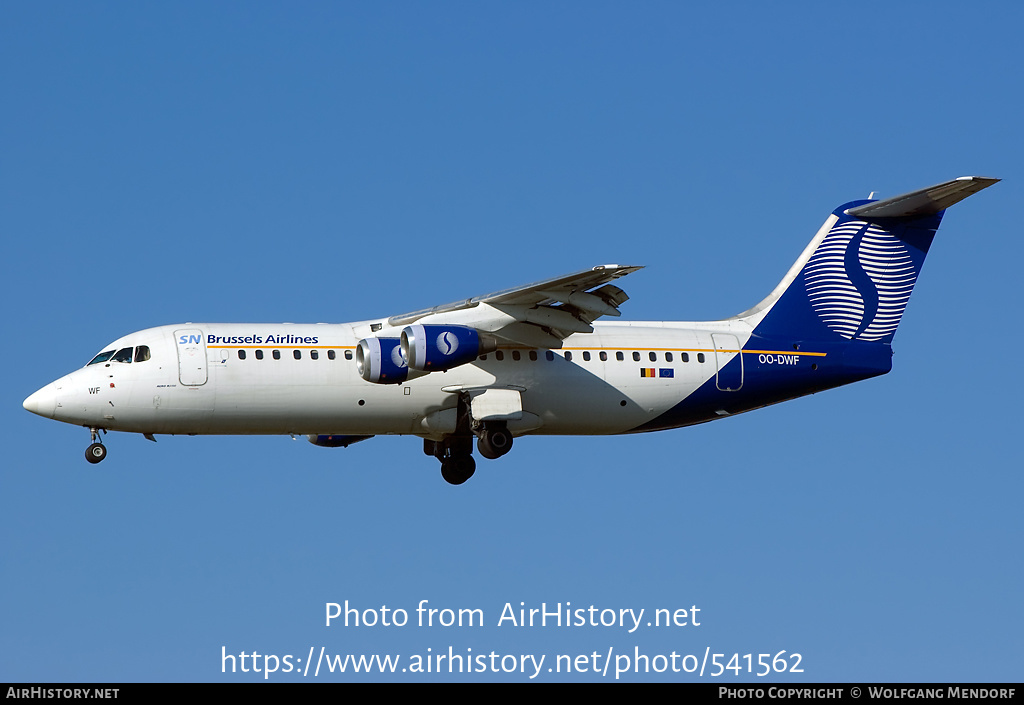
[178,334,202,345]
[436,331,459,356]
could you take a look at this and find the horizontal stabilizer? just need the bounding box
[846,176,999,220]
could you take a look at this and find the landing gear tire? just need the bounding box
[440,455,476,485]
[477,425,513,460]
[85,443,107,464]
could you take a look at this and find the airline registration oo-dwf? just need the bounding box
[24,177,998,484]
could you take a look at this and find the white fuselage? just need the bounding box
[26,319,756,440]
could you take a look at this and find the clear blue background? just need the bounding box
[2,2,1020,682]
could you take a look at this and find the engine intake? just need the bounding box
[401,325,496,372]
[355,337,409,384]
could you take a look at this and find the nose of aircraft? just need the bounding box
[23,384,57,419]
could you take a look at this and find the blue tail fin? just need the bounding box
[743,176,998,344]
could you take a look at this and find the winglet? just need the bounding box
[846,176,999,220]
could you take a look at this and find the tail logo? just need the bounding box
[803,219,917,342]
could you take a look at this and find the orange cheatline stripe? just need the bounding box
[557,346,827,357]
[209,344,826,357]
[742,349,826,357]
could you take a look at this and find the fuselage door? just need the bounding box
[712,333,743,391]
[175,328,208,386]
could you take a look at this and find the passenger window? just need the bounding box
[665,352,673,362]
[311,350,319,360]
[649,352,657,362]
[583,351,591,361]
[529,351,537,361]
[495,351,504,361]
[512,350,521,361]
[329,350,337,360]
[600,351,607,361]
[682,352,689,363]
[87,350,116,366]
[545,351,554,361]
[273,350,281,360]
[238,350,247,360]
[293,350,301,360]
[255,350,264,360]
[135,345,151,362]
[111,347,133,363]
[564,351,573,361]
[344,350,352,360]
[632,352,640,362]
[616,352,624,361]
[698,353,705,363]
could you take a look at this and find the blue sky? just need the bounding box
[2,2,1021,682]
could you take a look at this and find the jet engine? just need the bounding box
[355,337,409,384]
[401,325,496,372]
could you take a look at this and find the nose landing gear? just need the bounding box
[86,443,107,464]
[85,427,107,464]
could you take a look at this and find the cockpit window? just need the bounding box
[87,350,116,366]
[111,347,133,363]
[134,345,151,362]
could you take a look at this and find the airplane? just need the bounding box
[23,176,997,484]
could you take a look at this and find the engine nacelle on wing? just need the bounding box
[355,337,409,384]
[401,325,496,372]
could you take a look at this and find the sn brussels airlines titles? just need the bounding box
[202,333,319,345]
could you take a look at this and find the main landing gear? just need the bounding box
[426,393,477,485]
[85,427,107,464]
[424,394,516,485]
[476,422,513,460]
[424,437,476,485]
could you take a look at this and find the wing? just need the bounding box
[387,264,643,348]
